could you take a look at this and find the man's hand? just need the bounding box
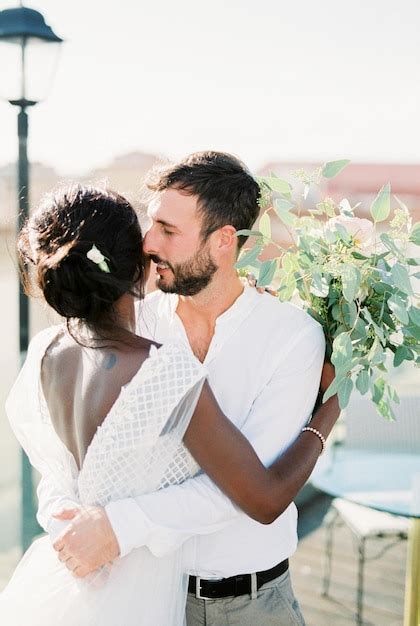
[52,506,120,578]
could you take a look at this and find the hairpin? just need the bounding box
[86,244,111,273]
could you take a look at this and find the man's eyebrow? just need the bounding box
[156,219,180,230]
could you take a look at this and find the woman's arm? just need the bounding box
[183,364,339,524]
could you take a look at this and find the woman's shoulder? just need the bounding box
[27,324,66,360]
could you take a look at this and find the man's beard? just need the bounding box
[152,245,218,296]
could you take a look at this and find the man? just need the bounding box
[47,151,338,625]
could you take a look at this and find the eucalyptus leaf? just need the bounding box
[387,384,400,404]
[337,377,353,409]
[356,369,370,395]
[274,201,296,227]
[379,233,402,259]
[282,253,299,273]
[373,282,393,296]
[322,159,351,179]
[362,309,385,343]
[408,306,420,327]
[331,334,353,369]
[352,318,368,340]
[388,294,409,324]
[310,273,330,297]
[259,176,292,198]
[342,301,357,327]
[259,213,271,240]
[391,263,414,296]
[394,195,410,214]
[257,259,277,287]
[405,323,420,341]
[372,377,386,404]
[393,345,414,367]
[335,224,352,244]
[341,264,361,302]
[376,399,396,421]
[236,229,263,238]
[367,336,379,361]
[298,253,313,270]
[278,275,296,301]
[275,197,295,211]
[234,245,262,269]
[352,251,369,260]
[370,183,391,222]
[409,222,420,246]
[371,349,386,365]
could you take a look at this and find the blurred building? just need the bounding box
[258,161,420,248]
[0,151,161,232]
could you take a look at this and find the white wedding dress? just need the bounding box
[0,326,207,625]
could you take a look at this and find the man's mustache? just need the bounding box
[149,255,174,271]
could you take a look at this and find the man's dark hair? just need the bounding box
[147,151,261,250]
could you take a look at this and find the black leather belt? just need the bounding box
[188,559,289,599]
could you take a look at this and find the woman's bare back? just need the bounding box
[41,327,155,470]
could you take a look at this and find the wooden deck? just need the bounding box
[292,495,407,626]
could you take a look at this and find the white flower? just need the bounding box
[326,215,376,253]
[87,244,106,264]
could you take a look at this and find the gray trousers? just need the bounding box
[185,570,306,626]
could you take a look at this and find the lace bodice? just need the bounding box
[78,342,204,506]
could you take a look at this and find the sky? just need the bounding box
[0,0,419,176]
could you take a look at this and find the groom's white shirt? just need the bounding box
[38,284,325,578]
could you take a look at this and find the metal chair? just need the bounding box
[321,389,419,625]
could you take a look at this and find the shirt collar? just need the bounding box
[157,283,261,332]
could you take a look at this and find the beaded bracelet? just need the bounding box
[301,426,326,455]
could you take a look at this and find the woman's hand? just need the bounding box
[245,272,277,296]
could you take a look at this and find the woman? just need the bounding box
[0,185,338,625]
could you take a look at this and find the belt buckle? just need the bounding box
[195,576,209,600]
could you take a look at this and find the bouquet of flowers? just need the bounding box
[236,160,420,419]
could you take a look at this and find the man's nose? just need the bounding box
[142,228,157,256]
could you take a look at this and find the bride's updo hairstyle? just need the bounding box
[18,184,145,343]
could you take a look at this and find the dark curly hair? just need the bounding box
[18,184,146,345]
[147,151,261,251]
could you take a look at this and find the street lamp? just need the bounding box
[0,4,63,550]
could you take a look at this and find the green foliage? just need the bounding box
[259,213,271,240]
[251,161,419,419]
[370,182,391,222]
[257,175,292,199]
[341,265,361,302]
[410,222,420,246]
[234,245,262,270]
[322,159,351,179]
[257,259,277,287]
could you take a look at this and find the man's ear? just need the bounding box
[217,225,238,253]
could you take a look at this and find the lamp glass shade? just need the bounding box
[0,36,61,102]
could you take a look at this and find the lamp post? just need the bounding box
[0,4,62,550]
